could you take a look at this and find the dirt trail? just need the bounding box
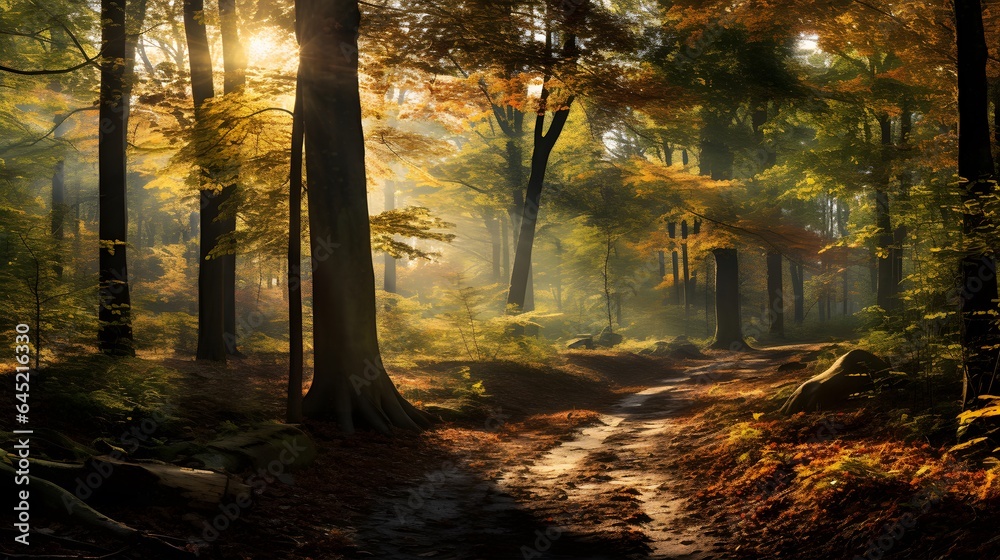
[358,352,793,559]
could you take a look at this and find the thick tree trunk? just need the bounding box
[766,251,783,336]
[956,0,1000,406]
[710,248,747,350]
[220,0,245,355]
[184,0,226,361]
[98,0,134,356]
[297,0,427,432]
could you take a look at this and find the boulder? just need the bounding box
[597,327,623,347]
[566,337,595,350]
[779,349,889,414]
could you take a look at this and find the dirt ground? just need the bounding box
[5,343,998,560]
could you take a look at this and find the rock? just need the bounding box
[642,337,705,359]
[779,349,889,415]
[567,337,595,349]
[946,437,996,464]
[597,327,623,347]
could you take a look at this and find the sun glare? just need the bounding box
[244,30,297,70]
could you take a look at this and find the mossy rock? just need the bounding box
[779,349,889,414]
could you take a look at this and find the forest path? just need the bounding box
[357,348,812,560]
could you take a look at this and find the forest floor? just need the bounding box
[4,342,1000,559]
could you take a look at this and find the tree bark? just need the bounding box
[98,0,134,356]
[486,209,502,283]
[184,0,226,361]
[956,0,1000,406]
[710,248,748,350]
[766,251,783,336]
[790,258,804,324]
[51,143,65,278]
[297,0,427,432]
[506,5,579,315]
[874,115,897,311]
[287,86,304,423]
[383,180,396,293]
[671,250,681,304]
[220,0,246,355]
[506,90,574,312]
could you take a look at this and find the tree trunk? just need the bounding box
[506,90,574,312]
[500,213,510,282]
[874,115,897,311]
[486,209,502,283]
[184,0,226,362]
[297,0,427,432]
[603,235,614,333]
[51,156,65,278]
[98,0,134,356]
[671,250,681,304]
[790,259,804,324]
[710,248,747,350]
[956,0,1000,406]
[766,251,783,336]
[383,180,396,293]
[891,108,912,302]
[220,0,245,355]
[287,86,304,423]
[506,7,578,315]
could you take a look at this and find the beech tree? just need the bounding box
[296,0,429,431]
[98,0,134,355]
[955,0,1000,406]
[183,0,226,361]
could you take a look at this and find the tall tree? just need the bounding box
[184,0,226,361]
[506,1,581,313]
[287,85,304,424]
[98,0,134,356]
[955,0,1000,406]
[297,0,428,431]
[219,0,245,355]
